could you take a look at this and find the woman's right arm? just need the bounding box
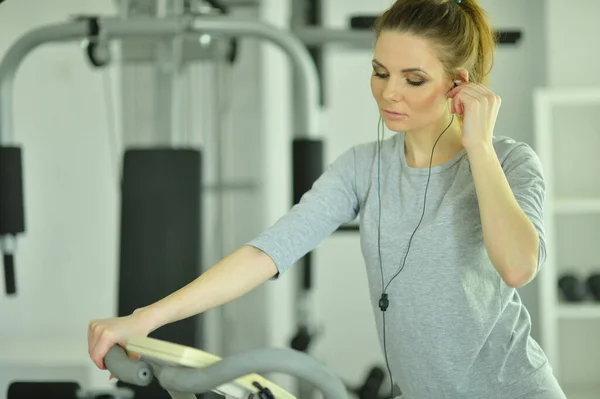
[88,245,277,369]
[89,145,361,369]
[140,245,278,329]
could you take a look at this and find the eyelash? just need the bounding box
[373,72,426,87]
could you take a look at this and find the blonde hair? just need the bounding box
[373,0,496,85]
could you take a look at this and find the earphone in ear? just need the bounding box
[447,80,462,95]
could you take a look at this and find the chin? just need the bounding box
[383,118,410,132]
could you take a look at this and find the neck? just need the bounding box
[403,113,463,168]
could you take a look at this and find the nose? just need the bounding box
[382,79,404,103]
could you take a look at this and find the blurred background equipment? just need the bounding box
[1,1,600,399]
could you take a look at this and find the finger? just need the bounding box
[460,89,484,107]
[450,95,458,115]
[91,330,117,370]
[462,83,488,96]
[89,320,104,360]
[447,89,461,114]
[446,86,460,99]
[447,80,471,96]
[459,85,499,106]
[451,92,464,115]
[454,100,461,116]
[469,84,499,103]
[88,320,95,356]
[90,322,106,361]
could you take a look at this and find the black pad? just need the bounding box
[292,139,324,291]
[4,254,15,294]
[0,146,25,235]
[118,148,201,343]
[292,139,324,205]
[8,381,80,399]
[118,148,202,398]
[349,16,378,30]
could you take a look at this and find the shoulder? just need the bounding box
[491,135,543,175]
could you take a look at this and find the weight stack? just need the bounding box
[117,148,201,399]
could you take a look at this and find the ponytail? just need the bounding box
[374,0,497,85]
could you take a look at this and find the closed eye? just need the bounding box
[408,80,425,86]
[372,71,426,87]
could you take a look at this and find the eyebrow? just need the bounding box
[372,59,430,76]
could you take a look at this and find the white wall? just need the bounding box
[542,0,600,391]
[545,0,600,88]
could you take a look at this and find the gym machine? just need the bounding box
[0,8,320,296]
[8,336,349,399]
[0,1,322,398]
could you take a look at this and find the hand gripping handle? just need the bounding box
[104,345,153,386]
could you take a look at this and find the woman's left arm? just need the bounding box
[467,144,542,288]
[447,81,545,288]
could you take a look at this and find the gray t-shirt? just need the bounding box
[247,132,564,398]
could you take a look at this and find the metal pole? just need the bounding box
[0,16,320,145]
[0,21,89,144]
[292,26,376,48]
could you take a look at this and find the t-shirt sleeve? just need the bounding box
[246,146,360,278]
[502,143,547,272]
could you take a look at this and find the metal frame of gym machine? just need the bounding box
[0,7,321,295]
[0,2,322,397]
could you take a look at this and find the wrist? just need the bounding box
[465,140,495,162]
[132,306,163,333]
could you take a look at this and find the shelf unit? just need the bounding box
[534,87,600,395]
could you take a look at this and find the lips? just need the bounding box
[385,109,406,116]
[383,109,408,120]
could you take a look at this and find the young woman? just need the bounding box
[88,0,566,397]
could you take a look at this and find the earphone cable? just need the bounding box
[377,113,456,398]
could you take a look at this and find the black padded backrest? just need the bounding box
[7,381,80,399]
[118,148,201,346]
[117,148,202,399]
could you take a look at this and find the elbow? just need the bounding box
[500,257,539,288]
[502,269,534,288]
[498,232,541,288]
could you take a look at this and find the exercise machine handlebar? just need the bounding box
[104,346,154,386]
[104,345,349,399]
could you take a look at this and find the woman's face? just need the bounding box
[370,31,454,133]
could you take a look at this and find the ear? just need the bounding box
[453,68,469,85]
